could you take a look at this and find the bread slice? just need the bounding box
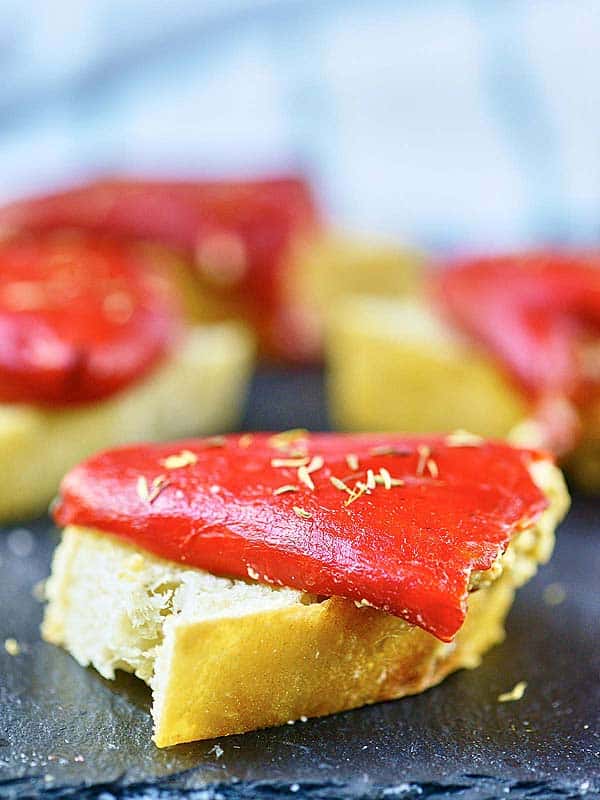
[42,456,568,747]
[158,232,422,362]
[327,294,528,438]
[0,323,254,522]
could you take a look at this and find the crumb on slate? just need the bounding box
[209,744,223,759]
[498,680,527,703]
[543,582,566,606]
[4,638,21,656]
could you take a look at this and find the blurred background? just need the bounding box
[1,0,599,254]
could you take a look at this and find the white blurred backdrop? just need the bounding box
[0,0,599,253]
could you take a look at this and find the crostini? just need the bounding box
[0,232,253,521]
[43,431,568,746]
[327,252,600,489]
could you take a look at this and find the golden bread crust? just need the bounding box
[286,233,422,352]
[153,575,513,746]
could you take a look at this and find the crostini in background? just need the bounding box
[327,252,600,490]
[0,231,254,522]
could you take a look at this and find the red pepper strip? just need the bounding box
[0,232,182,405]
[433,253,600,453]
[434,252,600,403]
[0,177,321,358]
[54,433,549,641]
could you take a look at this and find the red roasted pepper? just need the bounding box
[54,431,549,641]
[433,252,600,453]
[434,252,600,402]
[0,232,181,405]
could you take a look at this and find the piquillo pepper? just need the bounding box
[54,431,549,641]
[0,232,181,405]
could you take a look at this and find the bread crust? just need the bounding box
[152,573,513,746]
[42,456,568,747]
[0,323,254,522]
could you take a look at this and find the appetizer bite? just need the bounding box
[327,252,600,489]
[0,176,419,361]
[0,232,253,521]
[43,431,568,746]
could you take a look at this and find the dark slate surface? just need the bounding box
[0,368,599,800]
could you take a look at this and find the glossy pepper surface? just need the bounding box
[0,232,181,405]
[435,252,600,404]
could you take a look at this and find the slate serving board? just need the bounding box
[0,368,598,800]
